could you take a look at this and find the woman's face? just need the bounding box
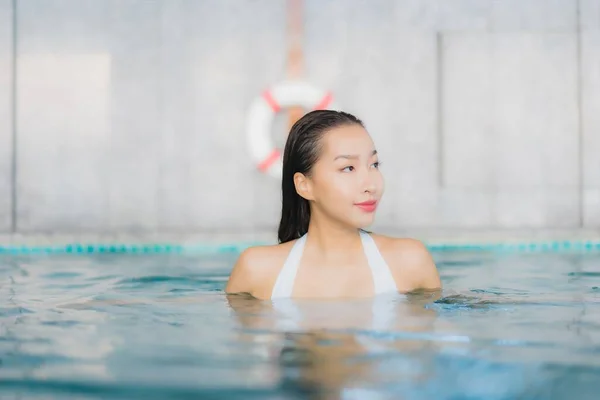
[305,124,384,229]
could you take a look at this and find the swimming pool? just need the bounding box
[1,248,599,399]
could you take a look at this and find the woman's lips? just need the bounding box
[354,200,377,212]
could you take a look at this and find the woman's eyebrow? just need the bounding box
[333,150,377,161]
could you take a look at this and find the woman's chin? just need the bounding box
[354,215,377,229]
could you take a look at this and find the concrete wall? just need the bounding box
[0,0,11,232]
[0,0,598,234]
[582,0,600,226]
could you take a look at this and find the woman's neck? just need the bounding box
[305,210,363,257]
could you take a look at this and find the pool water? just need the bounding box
[1,250,599,399]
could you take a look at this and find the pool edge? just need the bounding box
[1,228,600,254]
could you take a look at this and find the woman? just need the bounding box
[226,110,441,300]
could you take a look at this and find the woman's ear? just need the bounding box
[293,172,314,201]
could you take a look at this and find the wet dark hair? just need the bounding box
[277,109,364,244]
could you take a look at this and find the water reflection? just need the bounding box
[226,290,446,398]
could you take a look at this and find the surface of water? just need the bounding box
[1,251,599,399]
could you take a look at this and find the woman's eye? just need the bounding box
[372,161,380,169]
[342,166,354,172]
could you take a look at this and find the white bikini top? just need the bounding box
[270,230,397,299]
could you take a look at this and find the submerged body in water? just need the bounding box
[1,250,600,399]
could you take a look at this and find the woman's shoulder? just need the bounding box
[242,236,302,261]
[368,233,430,258]
[236,240,296,270]
[224,239,299,297]
[368,233,441,291]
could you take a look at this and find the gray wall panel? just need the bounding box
[582,32,600,226]
[0,0,11,232]
[16,0,111,231]
[443,33,493,190]
[490,0,576,31]
[442,32,579,228]
[105,1,163,231]
[179,0,287,231]
[492,31,579,227]
[581,0,600,30]
[492,33,579,190]
[390,0,576,32]
[16,0,287,232]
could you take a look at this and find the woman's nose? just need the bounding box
[362,170,376,193]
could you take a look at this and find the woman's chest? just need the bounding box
[291,262,375,299]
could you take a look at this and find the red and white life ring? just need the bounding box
[246,81,339,179]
